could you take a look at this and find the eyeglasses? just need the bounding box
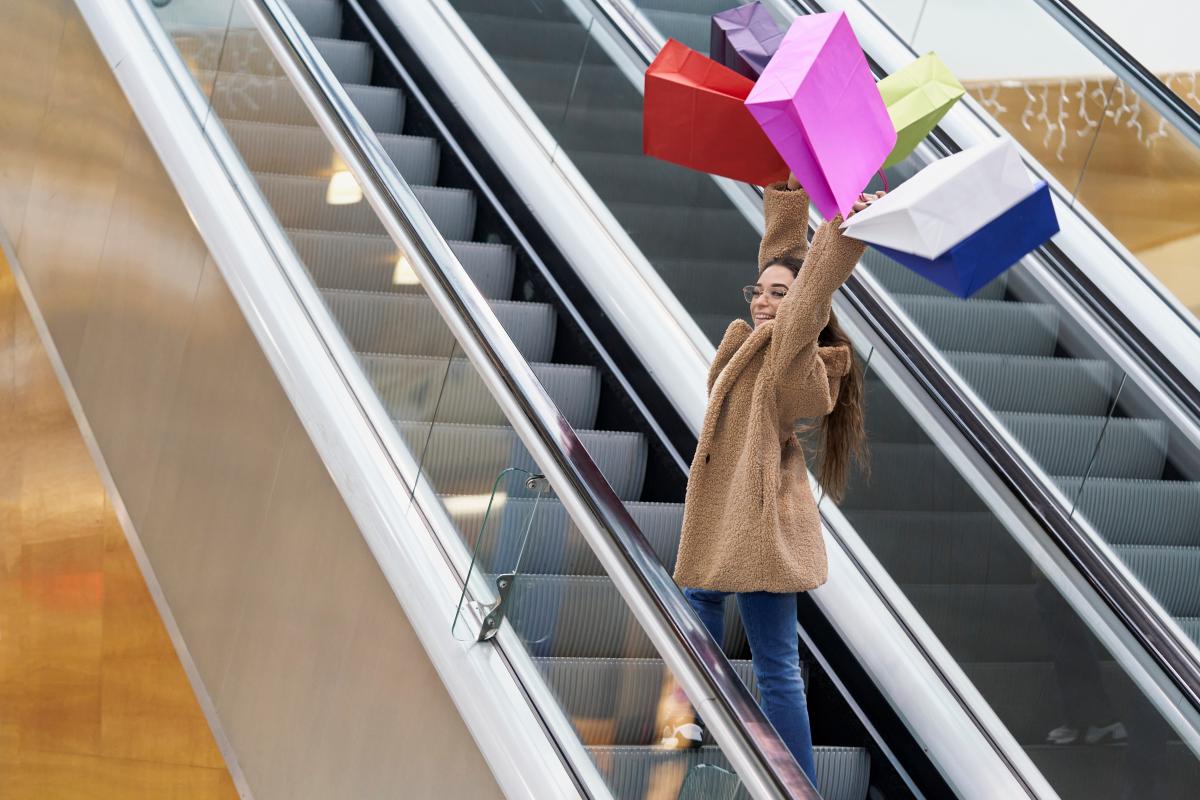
[742,286,788,303]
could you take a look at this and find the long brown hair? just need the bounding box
[767,259,868,501]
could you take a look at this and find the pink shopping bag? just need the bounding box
[745,12,896,219]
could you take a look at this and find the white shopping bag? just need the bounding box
[840,138,1036,258]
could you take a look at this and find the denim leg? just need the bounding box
[683,587,729,647]
[736,591,817,789]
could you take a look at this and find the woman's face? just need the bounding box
[750,264,796,328]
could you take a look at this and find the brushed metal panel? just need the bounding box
[136,255,293,698]
[70,127,209,525]
[15,8,134,374]
[0,0,68,246]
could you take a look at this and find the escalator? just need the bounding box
[333,0,1200,797]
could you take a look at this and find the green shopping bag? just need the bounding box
[878,52,965,169]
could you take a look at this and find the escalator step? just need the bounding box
[640,8,710,51]
[457,13,593,65]
[529,102,642,155]
[608,202,761,262]
[838,442,987,513]
[847,510,1032,584]
[569,151,734,209]
[172,30,371,84]
[449,497,682,575]
[862,248,1008,302]
[948,352,1116,416]
[208,72,405,132]
[1057,477,1200,546]
[1110,545,1200,617]
[490,56,635,110]
[292,231,515,298]
[999,413,1167,480]
[395,424,647,501]
[360,354,599,429]
[449,0,579,23]
[280,0,343,39]
[533,657,757,746]
[585,745,870,800]
[896,295,1060,356]
[258,173,475,240]
[322,289,555,362]
[501,574,747,658]
[225,120,440,185]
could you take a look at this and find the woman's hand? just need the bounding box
[846,190,886,218]
[787,172,801,190]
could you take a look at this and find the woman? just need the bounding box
[666,176,875,788]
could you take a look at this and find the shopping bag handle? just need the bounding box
[877,168,889,193]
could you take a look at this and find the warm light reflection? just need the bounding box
[442,493,505,516]
[391,254,420,286]
[325,170,362,205]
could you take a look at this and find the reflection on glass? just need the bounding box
[860,0,1200,323]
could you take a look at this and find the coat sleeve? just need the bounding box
[758,182,811,270]
[766,206,866,379]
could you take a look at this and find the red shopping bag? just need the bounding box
[643,39,789,186]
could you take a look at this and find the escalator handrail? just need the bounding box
[240,0,818,797]
[596,0,1200,727]
[1029,0,1200,152]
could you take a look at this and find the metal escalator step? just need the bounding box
[258,173,475,240]
[1110,545,1200,617]
[395,424,647,502]
[896,295,1060,356]
[608,202,761,262]
[360,354,599,428]
[1180,618,1200,648]
[862,374,928,444]
[501,575,747,658]
[491,56,636,110]
[640,8,710,51]
[529,103,642,154]
[533,657,756,746]
[322,289,555,362]
[846,510,1032,584]
[450,497,682,575]
[172,30,370,84]
[279,0,343,39]
[960,660,1137,745]
[569,151,734,209]
[947,352,1116,416]
[457,13,593,64]
[838,442,987,513]
[208,72,404,132]
[291,231,515,298]
[862,248,1008,301]
[586,745,870,800]
[450,0,579,22]
[225,120,439,185]
[999,413,1167,480]
[1056,477,1200,546]
[902,583,1071,662]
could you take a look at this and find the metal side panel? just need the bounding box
[0,0,581,797]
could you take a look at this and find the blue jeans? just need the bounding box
[683,588,818,789]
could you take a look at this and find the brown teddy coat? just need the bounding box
[673,183,866,593]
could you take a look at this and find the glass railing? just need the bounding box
[438,0,1200,796]
[136,0,817,796]
[834,0,1200,329]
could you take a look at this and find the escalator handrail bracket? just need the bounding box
[238,0,819,797]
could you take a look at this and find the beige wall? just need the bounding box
[0,1,504,798]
